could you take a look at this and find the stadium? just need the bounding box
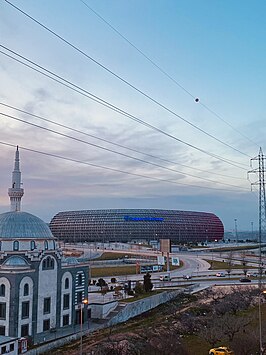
[49,209,224,244]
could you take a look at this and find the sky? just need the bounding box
[0,0,266,232]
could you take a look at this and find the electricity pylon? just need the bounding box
[248,147,266,289]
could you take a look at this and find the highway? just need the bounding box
[64,241,263,288]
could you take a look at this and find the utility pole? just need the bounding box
[251,221,254,239]
[248,147,266,290]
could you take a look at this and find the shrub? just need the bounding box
[134,281,144,295]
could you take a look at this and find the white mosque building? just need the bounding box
[0,147,90,346]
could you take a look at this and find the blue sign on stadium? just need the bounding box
[124,215,164,222]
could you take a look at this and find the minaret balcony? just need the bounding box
[8,188,24,197]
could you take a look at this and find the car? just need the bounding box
[159,275,171,281]
[216,272,225,277]
[183,275,191,279]
[239,278,251,282]
[209,346,234,355]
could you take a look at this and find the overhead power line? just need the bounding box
[0,111,249,190]
[3,1,253,158]
[0,102,246,181]
[79,0,259,149]
[0,46,250,171]
[0,141,250,192]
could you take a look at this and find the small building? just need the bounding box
[0,147,90,345]
[0,335,18,355]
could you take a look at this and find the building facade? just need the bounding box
[0,147,90,345]
[50,209,224,244]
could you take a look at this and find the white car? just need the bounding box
[216,272,225,277]
[159,275,171,281]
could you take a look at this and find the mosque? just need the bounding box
[0,147,90,346]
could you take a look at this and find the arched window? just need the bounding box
[0,284,5,297]
[30,241,36,251]
[42,256,55,270]
[44,241,48,250]
[42,259,47,269]
[65,278,69,289]
[52,240,56,250]
[24,284,29,296]
[13,241,19,251]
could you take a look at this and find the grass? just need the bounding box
[122,289,165,303]
[211,244,266,252]
[91,254,182,278]
[204,259,257,270]
[94,252,144,260]
[91,263,181,278]
[91,265,138,277]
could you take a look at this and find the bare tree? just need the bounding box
[226,251,233,279]
[231,329,261,355]
[198,319,223,347]
[241,251,248,277]
[221,313,253,342]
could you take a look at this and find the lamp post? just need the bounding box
[234,219,238,244]
[251,221,254,235]
[80,299,88,355]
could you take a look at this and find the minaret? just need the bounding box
[8,146,24,212]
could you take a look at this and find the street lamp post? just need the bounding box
[234,219,238,244]
[80,299,88,355]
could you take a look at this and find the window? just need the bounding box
[1,346,6,354]
[22,301,30,319]
[21,324,29,337]
[0,284,5,297]
[42,256,55,270]
[76,291,82,304]
[77,273,83,286]
[30,240,36,251]
[13,240,19,251]
[24,283,29,296]
[43,298,51,314]
[10,344,14,351]
[44,240,48,250]
[63,294,70,310]
[0,303,6,319]
[0,326,5,336]
[65,278,69,289]
[63,314,69,326]
[43,319,50,332]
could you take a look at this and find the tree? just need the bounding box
[226,251,233,279]
[198,319,223,348]
[143,272,153,292]
[134,281,144,295]
[241,251,248,277]
[221,313,252,342]
[97,278,107,290]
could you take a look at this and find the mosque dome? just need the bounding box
[3,255,29,267]
[1,255,30,270]
[0,211,54,240]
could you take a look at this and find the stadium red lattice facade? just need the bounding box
[49,209,224,244]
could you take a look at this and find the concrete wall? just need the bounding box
[107,289,182,326]
[90,300,118,319]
